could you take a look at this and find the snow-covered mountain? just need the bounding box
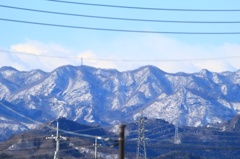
[0,65,240,140]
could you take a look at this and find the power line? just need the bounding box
[47,0,240,12]
[0,102,111,140]
[1,5,240,24]
[145,127,175,138]
[0,125,112,145]
[1,18,240,35]
[127,125,172,138]
[6,151,54,159]
[144,129,175,142]
[6,146,90,159]
[146,133,175,142]
[144,124,174,135]
[147,144,240,150]
[2,17,240,35]
[2,49,240,62]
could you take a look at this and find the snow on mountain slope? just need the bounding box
[1,65,240,140]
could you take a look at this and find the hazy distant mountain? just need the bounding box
[1,65,240,140]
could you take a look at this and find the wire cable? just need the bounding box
[0,102,112,140]
[1,5,240,24]
[147,144,240,150]
[47,0,240,12]
[5,151,53,159]
[2,49,240,63]
[1,18,240,35]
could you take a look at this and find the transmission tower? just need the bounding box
[45,122,67,159]
[136,116,147,159]
[174,123,181,144]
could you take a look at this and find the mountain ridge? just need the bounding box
[0,65,240,140]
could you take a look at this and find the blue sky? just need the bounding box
[1,0,240,73]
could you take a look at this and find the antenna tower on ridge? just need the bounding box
[81,57,83,66]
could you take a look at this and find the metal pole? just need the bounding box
[94,137,98,159]
[54,122,59,159]
[45,121,67,159]
[119,125,126,159]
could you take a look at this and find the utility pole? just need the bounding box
[136,116,147,159]
[93,137,102,159]
[94,137,98,159]
[45,122,67,159]
[119,125,126,159]
[174,123,181,144]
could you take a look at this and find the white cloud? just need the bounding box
[0,51,26,70]
[91,34,240,73]
[0,40,117,71]
[1,36,240,73]
[9,40,77,71]
[156,61,199,73]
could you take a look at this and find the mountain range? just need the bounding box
[1,65,240,141]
